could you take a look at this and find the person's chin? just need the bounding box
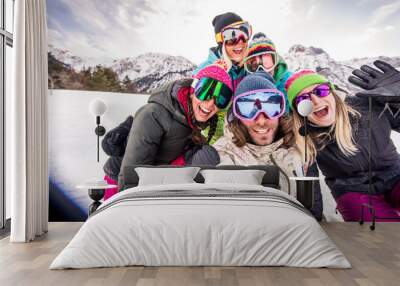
[195,106,214,122]
[195,115,209,122]
[235,56,244,63]
[314,117,335,127]
[310,111,335,127]
[251,134,273,146]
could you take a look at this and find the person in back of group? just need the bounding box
[243,32,293,111]
[194,12,251,90]
[194,12,252,143]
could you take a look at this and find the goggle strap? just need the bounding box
[226,20,246,28]
[215,33,223,43]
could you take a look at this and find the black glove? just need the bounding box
[102,116,134,156]
[107,116,133,145]
[184,145,220,166]
[348,60,400,103]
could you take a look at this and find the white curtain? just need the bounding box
[10,0,49,242]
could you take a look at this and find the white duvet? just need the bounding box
[50,183,350,269]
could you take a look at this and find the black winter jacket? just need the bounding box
[118,78,194,185]
[316,96,400,199]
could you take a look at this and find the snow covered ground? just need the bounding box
[49,89,400,218]
[49,89,150,212]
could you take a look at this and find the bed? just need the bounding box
[50,165,350,269]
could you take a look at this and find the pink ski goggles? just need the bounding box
[233,89,286,121]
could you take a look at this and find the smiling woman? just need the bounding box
[287,66,400,222]
[117,63,233,186]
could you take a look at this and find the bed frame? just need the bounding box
[119,165,282,191]
[87,165,286,216]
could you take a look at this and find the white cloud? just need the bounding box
[47,0,400,64]
[384,25,395,31]
[369,1,400,26]
[306,5,316,21]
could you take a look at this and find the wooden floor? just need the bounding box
[0,222,399,286]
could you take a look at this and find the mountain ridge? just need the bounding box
[48,44,400,93]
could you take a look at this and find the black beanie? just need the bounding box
[212,12,243,34]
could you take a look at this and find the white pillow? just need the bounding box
[200,169,266,185]
[135,167,200,186]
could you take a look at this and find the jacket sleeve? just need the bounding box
[365,96,400,133]
[272,148,300,197]
[278,172,290,195]
[385,104,400,132]
[118,104,166,186]
[355,93,400,132]
[212,137,236,165]
[186,145,221,166]
[217,151,235,165]
[306,163,323,222]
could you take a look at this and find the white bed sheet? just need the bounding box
[50,183,350,269]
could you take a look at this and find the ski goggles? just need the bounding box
[233,89,286,121]
[215,21,252,44]
[294,83,332,107]
[244,51,278,73]
[193,77,233,109]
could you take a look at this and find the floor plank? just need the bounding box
[0,222,399,286]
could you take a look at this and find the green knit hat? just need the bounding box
[285,69,332,109]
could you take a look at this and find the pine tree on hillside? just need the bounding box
[48,52,68,89]
[87,65,122,92]
[122,75,138,93]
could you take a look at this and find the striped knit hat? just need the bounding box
[285,69,332,109]
[246,32,276,58]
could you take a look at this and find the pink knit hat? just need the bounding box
[193,62,233,91]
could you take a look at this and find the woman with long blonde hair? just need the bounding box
[285,61,400,221]
[285,62,400,222]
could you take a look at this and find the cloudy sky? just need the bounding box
[47,0,400,64]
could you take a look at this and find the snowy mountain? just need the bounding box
[284,45,400,93]
[48,45,196,93]
[110,53,196,92]
[48,44,113,71]
[49,44,400,94]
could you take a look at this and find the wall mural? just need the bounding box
[47,0,400,221]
